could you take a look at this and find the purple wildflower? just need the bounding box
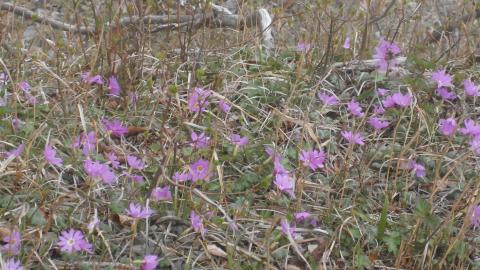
[436,87,457,101]
[4,258,23,270]
[6,144,24,159]
[299,149,325,171]
[141,255,159,270]
[218,99,231,113]
[83,159,117,184]
[58,229,92,254]
[274,173,295,198]
[106,152,120,169]
[373,39,401,72]
[190,131,210,149]
[431,69,453,88]
[391,92,412,107]
[343,37,350,49]
[297,42,311,52]
[173,171,192,182]
[341,130,365,145]
[460,119,480,136]
[347,100,364,117]
[464,79,479,97]
[469,204,480,228]
[438,118,457,137]
[406,161,426,178]
[127,155,145,170]
[0,72,8,85]
[108,76,121,97]
[374,104,386,115]
[317,92,339,106]
[294,212,311,222]
[273,158,289,176]
[470,137,480,155]
[382,95,396,108]
[44,144,63,166]
[188,87,211,113]
[190,211,206,236]
[126,203,154,219]
[229,134,249,147]
[81,72,103,85]
[72,132,96,156]
[1,230,20,255]
[151,186,172,201]
[280,218,296,237]
[123,172,144,183]
[102,118,128,137]
[377,88,389,96]
[368,117,390,130]
[18,81,31,92]
[11,117,23,132]
[189,158,210,182]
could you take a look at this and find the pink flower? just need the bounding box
[297,42,311,52]
[438,118,457,136]
[377,88,389,96]
[470,137,480,155]
[218,99,231,113]
[190,131,210,149]
[273,158,288,176]
[294,212,311,222]
[4,258,23,270]
[460,119,480,136]
[391,92,412,107]
[81,72,103,85]
[464,79,479,97]
[431,69,453,88]
[368,117,390,130]
[341,130,365,145]
[151,186,172,201]
[126,202,154,219]
[106,152,120,169]
[274,173,295,198]
[1,230,20,255]
[18,81,31,91]
[189,158,210,182]
[382,95,396,108]
[83,159,117,184]
[436,87,457,101]
[58,229,92,254]
[141,255,159,270]
[123,172,144,183]
[373,39,401,72]
[347,100,364,117]
[44,144,63,166]
[190,211,206,236]
[406,161,426,178]
[188,87,211,113]
[127,155,145,170]
[374,104,386,115]
[102,118,128,137]
[343,37,350,49]
[299,149,325,171]
[71,132,97,156]
[108,76,121,97]
[280,218,296,237]
[6,144,24,159]
[173,171,192,182]
[317,92,339,106]
[469,204,480,228]
[229,134,249,147]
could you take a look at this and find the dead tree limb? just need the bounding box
[0,2,274,51]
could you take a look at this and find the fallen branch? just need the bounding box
[0,2,274,51]
[331,56,407,72]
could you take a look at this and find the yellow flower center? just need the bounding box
[197,165,203,172]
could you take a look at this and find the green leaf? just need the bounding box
[376,195,389,241]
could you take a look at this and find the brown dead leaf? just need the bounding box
[112,213,135,226]
[207,244,227,258]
